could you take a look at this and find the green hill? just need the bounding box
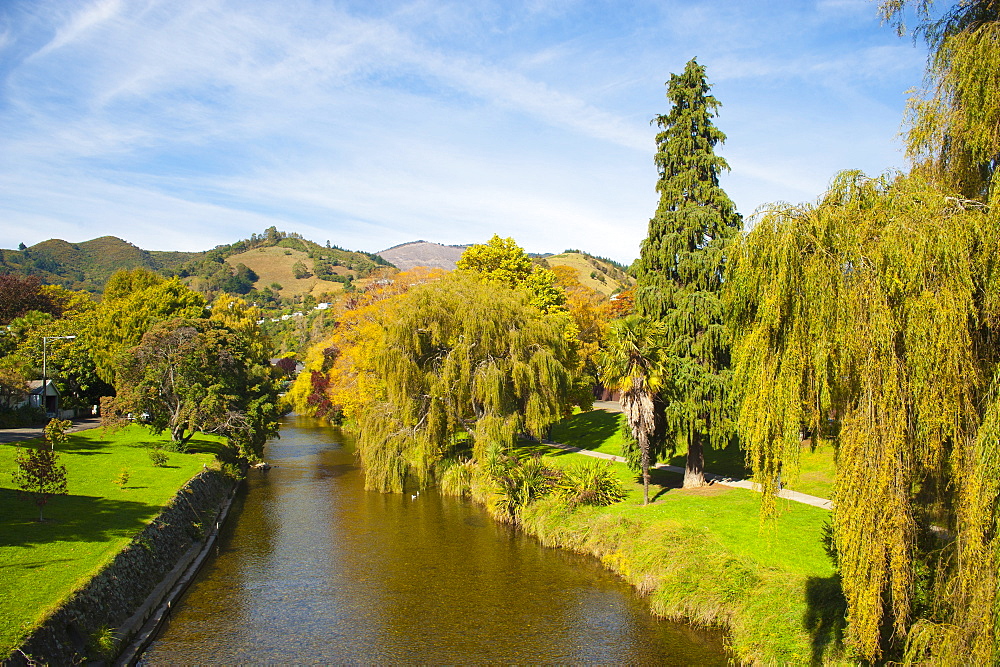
[0,227,392,301]
[0,236,202,293]
[539,251,633,297]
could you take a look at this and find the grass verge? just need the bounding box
[0,425,221,656]
[513,433,847,663]
[551,408,837,499]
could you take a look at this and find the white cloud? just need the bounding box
[30,0,122,60]
[0,0,927,266]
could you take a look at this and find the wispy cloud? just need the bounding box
[30,0,122,60]
[0,0,926,264]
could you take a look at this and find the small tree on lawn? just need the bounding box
[43,417,72,450]
[13,447,68,521]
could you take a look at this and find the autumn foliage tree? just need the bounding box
[882,0,1000,201]
[346,272,580,492]
[457,235,566,312]
[0,274,61,325]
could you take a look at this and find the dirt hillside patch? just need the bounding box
[227,247,344,299]
[545,252,632,297]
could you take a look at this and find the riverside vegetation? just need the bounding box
[524,409,841,663]
[0,426,224,657]
[290,1,1000,662]
[5,0,1000,662]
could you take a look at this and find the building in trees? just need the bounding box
[630,58,742,488]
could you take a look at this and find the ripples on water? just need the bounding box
[140,415,729,664]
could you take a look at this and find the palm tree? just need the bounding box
[598,314,668,505]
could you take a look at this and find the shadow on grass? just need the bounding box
[185,437,231,458]
[56,437,113,455]
[665,442,750,480]
[648,467,684,501]
[0,487,158,548]
[803,575,847,664]
[515,440,577,458]
[0,557,75,570]
[549,409,622,451]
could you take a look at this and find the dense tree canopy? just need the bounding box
[103,316,280,460]
[630,58,742,488]
[0,274,62,325]
[457,235,565,312]
[89,269,206,384]
[728,170,1000,661]
[347,272,580,492]
[882,0,1000,200]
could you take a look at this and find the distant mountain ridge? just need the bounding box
[377,239,633,297]
[377,240,469,271]
[0,232,632,299]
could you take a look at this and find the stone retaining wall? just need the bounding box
[4,469,234,666]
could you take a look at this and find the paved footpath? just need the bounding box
[548,401,834,511]
[0,415,102,444]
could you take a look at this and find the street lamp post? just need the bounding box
[42,335,76,419]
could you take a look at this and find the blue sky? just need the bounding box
[0,0,926,264]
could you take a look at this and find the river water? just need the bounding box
[140,415,728,664]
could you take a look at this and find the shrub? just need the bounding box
[88,625,117,659]
[0,405,45,428]
[148,448,168,467]
[486,451,559,524]
[554,459,626,508]
[438,459,475,497]
[12,447,68,521]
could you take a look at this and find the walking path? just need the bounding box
[547,401,834,511]
[0,415,101,444]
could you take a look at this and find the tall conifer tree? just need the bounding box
[632,58,741,488]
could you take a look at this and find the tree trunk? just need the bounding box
[641,433,651,505]
[684,431,705,488]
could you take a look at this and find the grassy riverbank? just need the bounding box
[528,410,845,663]
[0,426,221,657]
[551,408,837,499]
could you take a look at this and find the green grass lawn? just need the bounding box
[549,408,837,499]
[515,437,844,663]
[0,426,221,656]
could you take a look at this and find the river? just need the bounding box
[140,415,729,664]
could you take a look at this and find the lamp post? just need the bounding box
[42,335,76,418]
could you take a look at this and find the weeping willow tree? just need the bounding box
[728,170,1000,661]
[882,0,1000,201]
[355,272,579,493]
[631,58,742,488]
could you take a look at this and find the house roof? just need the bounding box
[27,380,60,395]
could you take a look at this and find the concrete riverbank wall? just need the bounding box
[4,469,235,666]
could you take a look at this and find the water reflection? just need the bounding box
[141,415,728,664]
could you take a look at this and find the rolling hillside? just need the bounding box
[0,236,202,293]
[0,229,392,300]
[542,251,633,297]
